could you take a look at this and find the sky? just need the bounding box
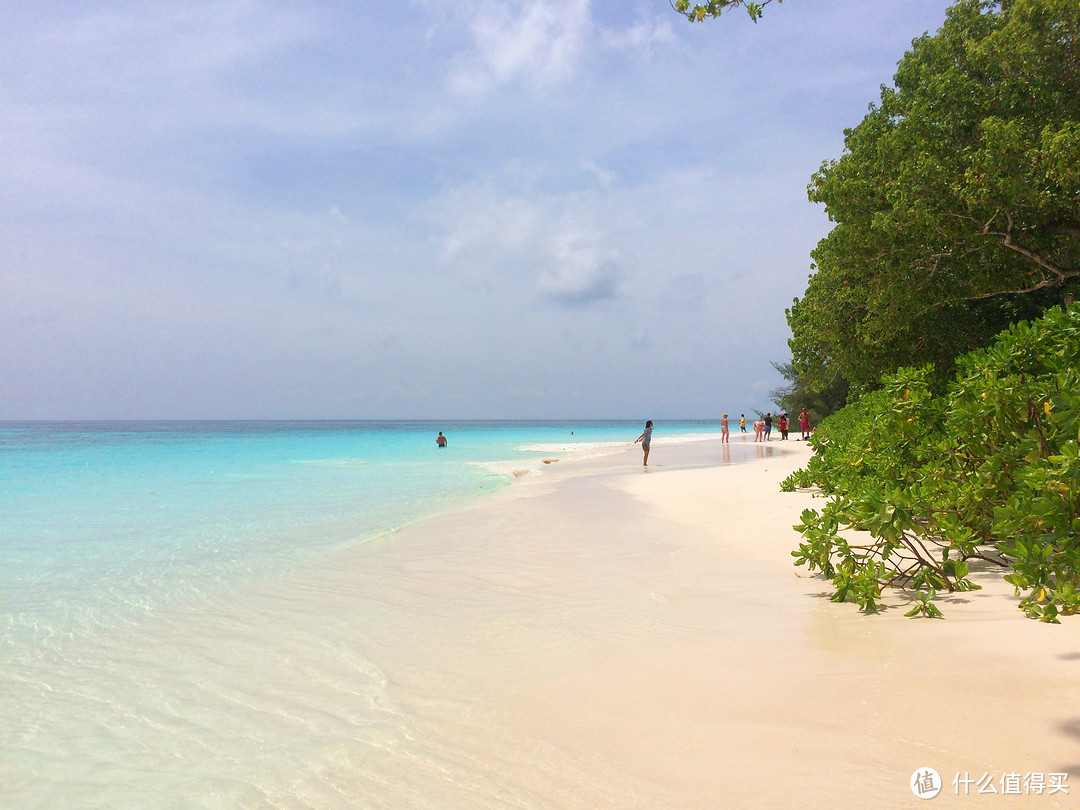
[1,0,957,420]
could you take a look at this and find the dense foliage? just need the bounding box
[788,0,1080,396]
[769,361,848,428]
[785,303,1080,620]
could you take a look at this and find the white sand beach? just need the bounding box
[241,433,1077,808]
[24,434,1075,808]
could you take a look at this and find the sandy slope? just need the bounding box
[317,434,1078,808]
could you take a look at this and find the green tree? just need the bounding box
[769,360,848,426]
[789,0,1080,395]
[672,0,781,23]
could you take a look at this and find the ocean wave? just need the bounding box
[652,432,727,444]
[467,460,543,479]
[518,441,624,453]
[520,432,720,454]
[291,457,369,466]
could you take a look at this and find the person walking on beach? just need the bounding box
[634,420,653,467]
[436,431,447,447]
[799,408,811,440]
[764,412,773,441]
[740,414,746,433]
[753,418,765,442]
[720,413,729,443]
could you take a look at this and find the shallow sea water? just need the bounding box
[1,420,726,808]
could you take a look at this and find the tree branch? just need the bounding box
[671,0,778,23]
[983,211,1074,283]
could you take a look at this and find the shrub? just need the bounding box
[787,303,1080,620]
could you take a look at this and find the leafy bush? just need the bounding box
[787,303,1080,621]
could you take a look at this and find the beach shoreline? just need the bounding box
[6,431,1076,808]
[316,433,1078,808]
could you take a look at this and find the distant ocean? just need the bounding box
[1,419,725,806]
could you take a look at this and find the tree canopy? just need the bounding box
[788,0,1080,396]
[770,360,847,428]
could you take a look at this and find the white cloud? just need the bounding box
[447,0,591,95]
[11,3,317,107]
[537,228,620,306]
[429,182,546,282]
[2,1,396,152]
[595,17,678,52]
[580,159,617,188]
[439,0,680,98]
[0,0,961,418]
[420,174,622,307]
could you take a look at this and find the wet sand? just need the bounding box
[38,433,1070,807]
[307,435,1078,807]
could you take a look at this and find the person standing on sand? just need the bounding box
[779,413,789,440]
[740,414,746,433]
[634,420,653,466]
[764,412,773,441]
[799,408,811,440]
[753,418,765,442]
[720,413,729,443]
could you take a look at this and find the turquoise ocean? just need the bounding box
[1,419,726,807]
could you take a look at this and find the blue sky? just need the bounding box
[1,0,955,420]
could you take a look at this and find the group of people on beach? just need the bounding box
[751,409,811,442]
[632,408,812,465]
[437,411,811,469]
